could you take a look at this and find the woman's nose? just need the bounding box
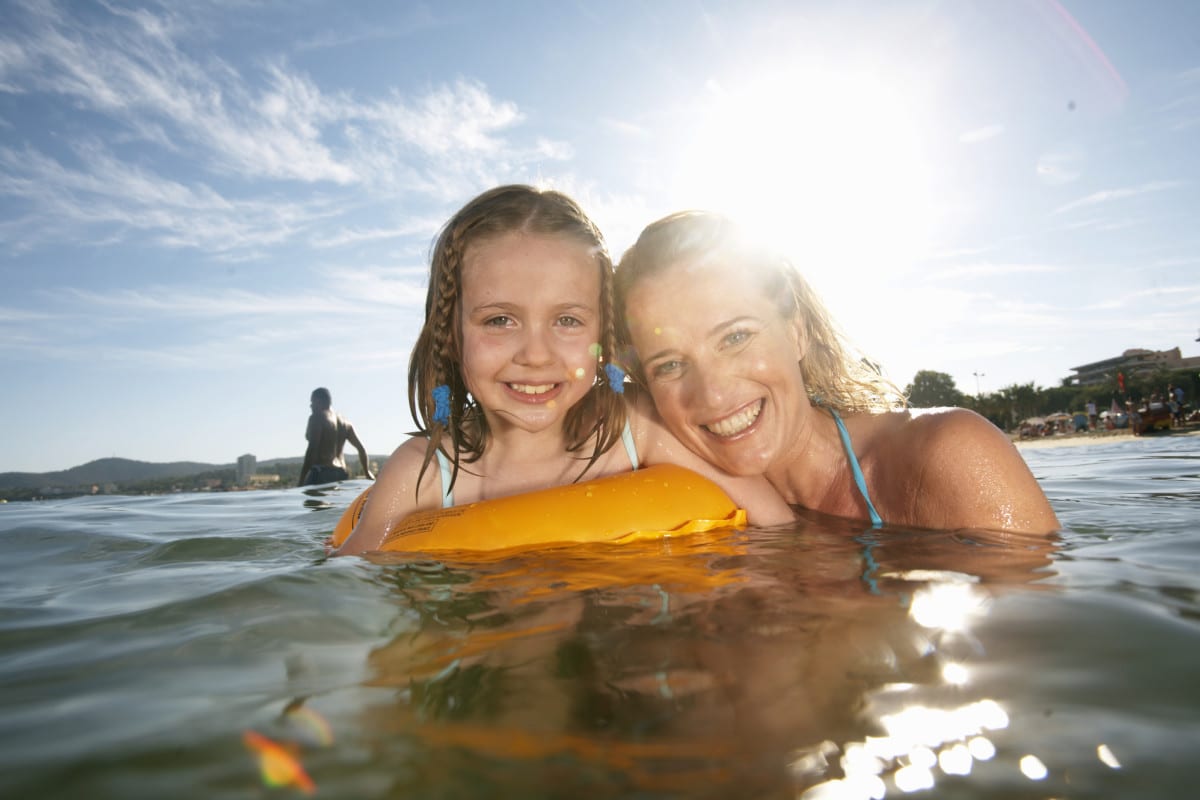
[685,362,732,410]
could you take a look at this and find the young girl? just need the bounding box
[335,186,792,556]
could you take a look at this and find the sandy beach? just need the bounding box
[1012,426,1200,450]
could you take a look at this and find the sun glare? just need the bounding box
[672,63,936,307]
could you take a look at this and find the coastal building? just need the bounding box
[1068,347,1200,386]
[236,453,256,486]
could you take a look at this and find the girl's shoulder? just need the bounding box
[375,436,453,506]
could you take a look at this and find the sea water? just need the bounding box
[1,435,1197,799]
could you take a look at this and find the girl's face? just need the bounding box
[460,231,602,436]
[624,259,808,476]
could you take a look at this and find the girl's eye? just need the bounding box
[556,315,584,328]
[484,315,513,327]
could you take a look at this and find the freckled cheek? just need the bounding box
[561,338,600,381]
[745,355,777,378]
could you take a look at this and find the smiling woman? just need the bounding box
[615,211,1060,535]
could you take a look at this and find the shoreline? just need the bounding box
[1012,425,1199,450]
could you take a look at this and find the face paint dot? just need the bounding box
[574,367,585,379]
[588,343,603,358]
[654,327,662,335]
[547,400,557,409]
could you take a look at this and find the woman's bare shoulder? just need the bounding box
[877,408,1058,533]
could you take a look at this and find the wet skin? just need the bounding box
[460,231,602,438]
[625,261,809,478]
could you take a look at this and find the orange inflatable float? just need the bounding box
[327,464,747,553]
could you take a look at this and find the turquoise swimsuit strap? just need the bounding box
[434,447,454,509]
[828,408,883,528]
[621,419,639,470]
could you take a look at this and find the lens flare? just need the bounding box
[1097,743,1122,769]
[1019,753,1049,780]
[284,705,334,747]
[243,730,316,795]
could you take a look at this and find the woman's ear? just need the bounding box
[791,314,809,362]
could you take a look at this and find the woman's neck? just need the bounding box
[773,405,861,516]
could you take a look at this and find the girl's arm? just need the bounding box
[333,437,445,556]
[624,391,796,526]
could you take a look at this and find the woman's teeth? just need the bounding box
[705,401,762,437]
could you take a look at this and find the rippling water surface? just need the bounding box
[1,435,1197,799]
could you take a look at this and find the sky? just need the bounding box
[2,0,1199,473]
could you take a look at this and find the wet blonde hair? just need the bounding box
[614,211,904,414]
[409,185,626,494]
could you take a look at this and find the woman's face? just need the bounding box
[624,260,809,476]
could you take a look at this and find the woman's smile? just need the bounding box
[702,398,764,438]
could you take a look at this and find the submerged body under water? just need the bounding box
[0,435,1197,799]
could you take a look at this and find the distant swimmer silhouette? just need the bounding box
[299,387,374,486]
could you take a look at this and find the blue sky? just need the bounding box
[2,0,1198,473]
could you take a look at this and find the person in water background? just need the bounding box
[614,211,1059,534]
[335,187,791,556]
[299,387,374,486]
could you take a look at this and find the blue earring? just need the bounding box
[432,385,451,425]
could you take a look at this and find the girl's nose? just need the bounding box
[515,326,554,366]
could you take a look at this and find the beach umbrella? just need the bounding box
[1023,417,1046,426]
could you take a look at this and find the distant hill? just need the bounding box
[0,457,225,490]
[0,454,385,491]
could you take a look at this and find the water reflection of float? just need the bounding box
[344,522,1063,798]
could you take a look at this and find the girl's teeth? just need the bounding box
[705,401,762,437]
[509,383,555,395]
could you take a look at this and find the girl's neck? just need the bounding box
[465,426,597,502]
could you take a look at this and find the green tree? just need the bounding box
[905,371,967,408]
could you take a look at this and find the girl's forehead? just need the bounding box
[461,231,601,301]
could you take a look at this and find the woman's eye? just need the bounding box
[651,359,683,379]
[722,329,752,348]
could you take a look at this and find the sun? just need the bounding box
[670,63,936,289]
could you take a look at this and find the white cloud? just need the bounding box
[928,262,1061,280]
[958,124,1004,144]
[0,2,569,256]
[1035,151,1083,185]
[1052,180,1182,215]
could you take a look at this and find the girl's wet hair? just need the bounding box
[408,184,626,495]
[614,211,905,413]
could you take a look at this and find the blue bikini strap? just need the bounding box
[828,408,883,528]
[621,419,639,470]
[433,447,455,509]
